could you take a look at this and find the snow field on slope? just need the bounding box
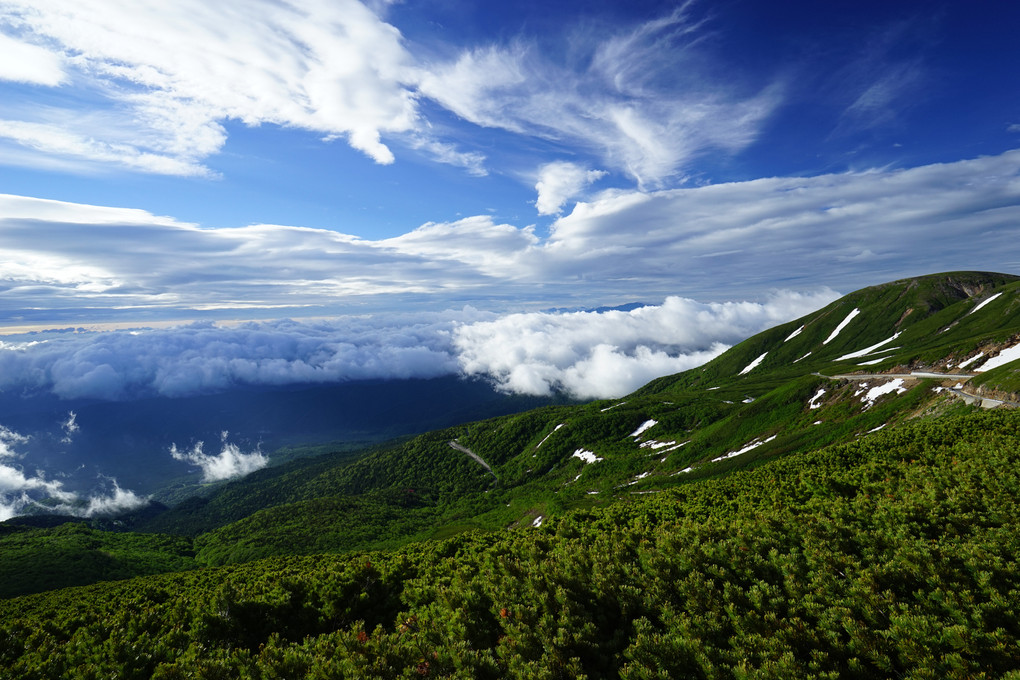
[711,435,778,463]
[975,342,1020,372]
[571,449,603,464]
[739,352,767,375]
[836,332,901,361]
[854,378,907,408]
[968,292,1002,315]
[629,419,657,438]
[823,308,860,344]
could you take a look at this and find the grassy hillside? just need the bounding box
[2,409,1019,678]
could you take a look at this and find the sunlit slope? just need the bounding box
[163,272,1020,565]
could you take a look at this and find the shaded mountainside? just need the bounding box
[3,271,1020,676]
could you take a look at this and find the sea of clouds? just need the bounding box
[0,290,838,402]
[0,290,838,518]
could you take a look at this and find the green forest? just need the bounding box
[2,410,1020,678]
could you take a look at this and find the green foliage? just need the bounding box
[3,410,1020,678]
[0,523,195,599]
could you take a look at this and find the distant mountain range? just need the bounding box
[3,271,1020,678]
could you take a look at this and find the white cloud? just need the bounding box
[170,432,268,482]
[453,290,839,398]
[418,8,781,185]
[80,481,148,515]
[0,32,66,86]
[0,0,418,172]
[535,161,607,215]
[2,149,1020,320]
[60,411,79,444]
[0,291,838,402]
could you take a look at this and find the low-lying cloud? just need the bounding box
[170,432,268,482]
[453,291,839,398]
[0,422,147,521]
[0,290,838,403]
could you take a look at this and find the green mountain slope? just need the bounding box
[4,271,1020,594]
[2,409,1019,678]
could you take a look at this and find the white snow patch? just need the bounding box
[957,352,985,369]
[711,434,777,463]
[823,308,860,344]
[587,490,599,495]
[627,471,652,485]
[793,352,812,363]
[676,466,694,474]
[739,352,767,375]
[536,424,565,449]
[601,401,626,412]
[629,419,658,438]
[808,388,826,409]
[975,343,1020,372]
[860,379,907,408]
[836,332,901,361]
[858,357,887,366]
[572,449,603,464]
[867,424,886,433]
[532,515,544,527]
[784,325,805,342]
[658,441,690,453]
[707,386,720,390]
[968,292,1002,315]
[813,420,823,425]
[742,397,755,404]
[639,439,676,450]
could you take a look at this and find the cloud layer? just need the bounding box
[2,149,1019,323]
[0,290,837,403]
[453,292,838,398]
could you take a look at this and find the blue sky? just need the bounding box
[1,0,1020,399]
[2,0,1020,325]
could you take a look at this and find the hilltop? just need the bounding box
[2,271,1020,677]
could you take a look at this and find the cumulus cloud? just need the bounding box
[453,291,839,398]
[170,432,268,482]
[0,313,471,400]
[0,290,841,402]
[535,161,607,215]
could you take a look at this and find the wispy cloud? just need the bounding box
[418,6,781,185]
[170,432,268,482]
[0,32,66,86]
[60,411,78,444]
[0,2,779,184]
